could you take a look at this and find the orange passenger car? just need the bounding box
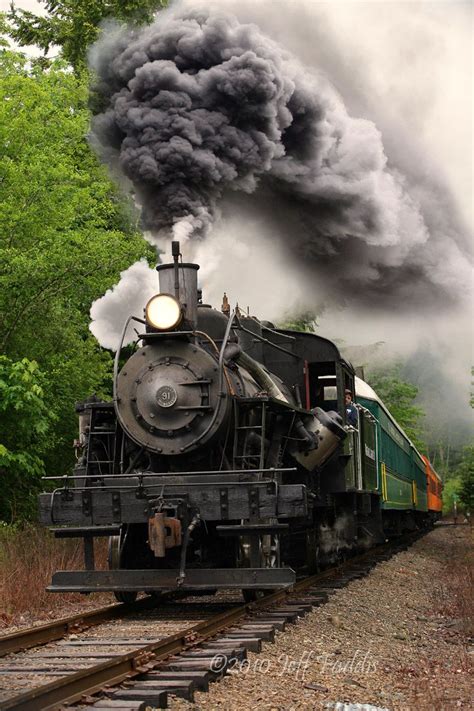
[422,455,443,517]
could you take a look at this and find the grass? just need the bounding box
[0,523,110,625]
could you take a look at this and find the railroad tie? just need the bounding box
[180,647,247,661]
[87,698,166,710]
[203,636,262,652]
[249,616,287,630]
[142,669,211,691]
[112,679,195,701]
[226,626,275,642]
[164,658,229,678]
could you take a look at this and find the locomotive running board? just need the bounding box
[47,568,296,592]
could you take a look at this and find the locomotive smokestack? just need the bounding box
[156,244,199,330]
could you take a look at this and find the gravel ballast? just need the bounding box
[170,525,472,710]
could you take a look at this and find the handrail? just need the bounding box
[179,308,238,452]
[113,315,146,404]
[42,467,296,481]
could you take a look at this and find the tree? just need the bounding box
[456,445,474,513]
[442,476,463,515]
[0,357,55,520]
[367,366,426,452]
[277,311,319,333]
[0,49,154,517]
[7,1,167,72]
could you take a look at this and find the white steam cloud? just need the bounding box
[90,260,158,350]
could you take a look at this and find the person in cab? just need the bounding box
[345,389,358,427]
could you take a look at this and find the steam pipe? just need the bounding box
[172,240,180,299]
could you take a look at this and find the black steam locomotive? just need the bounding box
[39,243,419,602]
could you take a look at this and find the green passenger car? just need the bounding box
[355,377,427,513]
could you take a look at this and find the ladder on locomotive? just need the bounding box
[85,404,119,478]
[232,399,267,471]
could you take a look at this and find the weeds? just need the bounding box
[436,527,474,638]
[0,523,110,624]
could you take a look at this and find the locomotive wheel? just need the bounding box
[108,533,138,605]
[239,529,280,603]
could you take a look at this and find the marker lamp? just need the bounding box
[145,294,182,331]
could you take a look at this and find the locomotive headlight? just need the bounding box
[145,294,183,331]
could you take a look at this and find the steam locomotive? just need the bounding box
[39,243,442,602]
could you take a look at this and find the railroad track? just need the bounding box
[0,531,426,711]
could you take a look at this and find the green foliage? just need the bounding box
[442,476,463,515]
[0,50,154,518]
[367,365,426,452]
[456,445,474,512]
[7,0,167,72]
[0,357,55,520]
[442,446,474,514]
[278,311,319,333]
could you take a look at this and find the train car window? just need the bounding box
[323,385,337,401]
[316,377,338,412]
[308,363,338,411]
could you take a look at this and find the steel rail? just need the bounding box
[0,596,165,658]
[0,602,252,711]
[1,529,426,711]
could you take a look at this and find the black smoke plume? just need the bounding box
[90,2,471,307]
